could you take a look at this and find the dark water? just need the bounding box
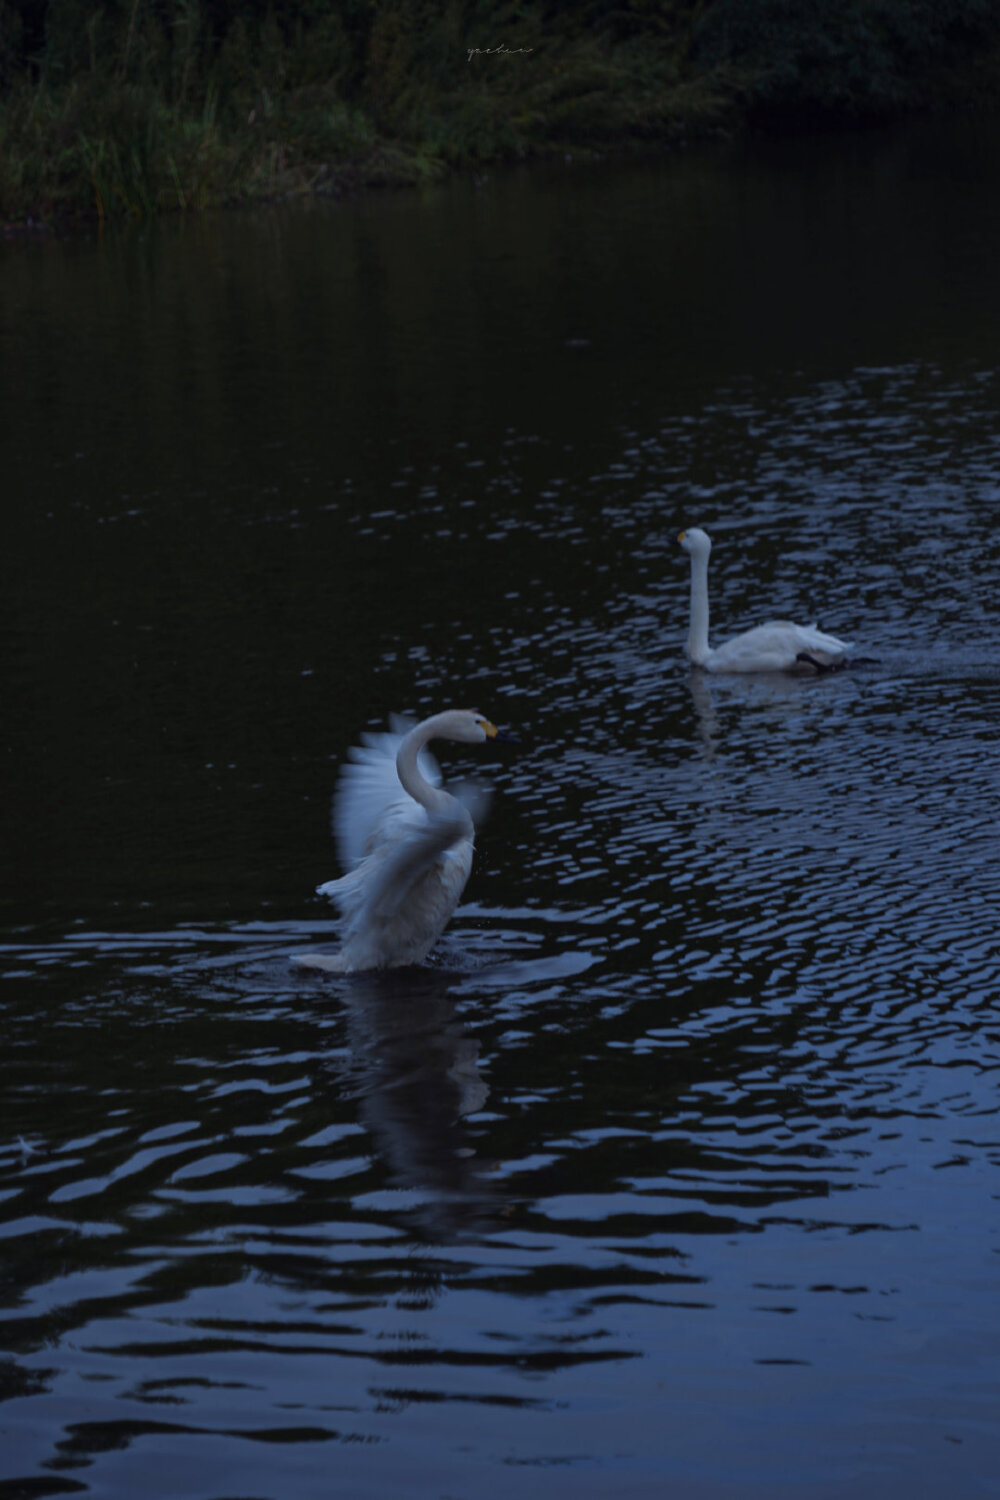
[3,118,1000,1498]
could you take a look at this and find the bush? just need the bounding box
[692,0,1000,121]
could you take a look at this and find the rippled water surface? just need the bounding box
[3,119,1000,1498]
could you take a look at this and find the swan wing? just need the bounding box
[363,804,473,921]
[333,715,442,871]
[710,621,853,672]
[318,807,474,970]
[448,775,493,831]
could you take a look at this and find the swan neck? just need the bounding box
[686,549,712,665]
[396,716,454,814]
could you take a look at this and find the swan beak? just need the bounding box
[677,530,687,543]
[477,716,518,744]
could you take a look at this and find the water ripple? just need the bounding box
[4,363,1000,1496]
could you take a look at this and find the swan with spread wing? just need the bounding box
[308,709,504,973]
[678,527,855,673]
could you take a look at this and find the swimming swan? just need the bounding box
[678,527,853,673]
[310,709,503,973]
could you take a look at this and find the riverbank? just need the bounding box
[3,0,999,229]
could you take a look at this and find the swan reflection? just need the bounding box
[685,653,853,759]
[686,669,719,760]
[334,967,493,1240]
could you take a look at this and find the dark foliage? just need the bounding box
[692,0,1000,122]
[1,0,998,222]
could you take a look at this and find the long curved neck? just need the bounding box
[686,550,712,666]
[396,715,457,815]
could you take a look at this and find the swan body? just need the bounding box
[312,709,499,973]
[678,527,853,673]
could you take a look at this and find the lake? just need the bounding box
[2,115,1000,1498]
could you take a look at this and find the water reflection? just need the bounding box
[686,669,718,759]
[314,967,494,1242]
[683,660,866,760]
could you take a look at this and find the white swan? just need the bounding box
[678,527,854,673]
[308,709,502,973]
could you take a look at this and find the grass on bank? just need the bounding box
[0,3,732,225]
[3,0,1000,227]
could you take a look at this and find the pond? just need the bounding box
[2,116,1000,1498]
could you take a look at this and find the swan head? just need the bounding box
[439,709,500,744]
[678,527,712,559]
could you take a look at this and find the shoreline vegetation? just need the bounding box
[3,0,1000,229]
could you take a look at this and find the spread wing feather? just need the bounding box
[333,715,442,871]
[316,714,495,972]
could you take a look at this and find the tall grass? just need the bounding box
[2,0,997,225]
[0,0,735,223]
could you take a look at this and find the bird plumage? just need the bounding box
[313,709,499,973]
[678,526,854,673]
